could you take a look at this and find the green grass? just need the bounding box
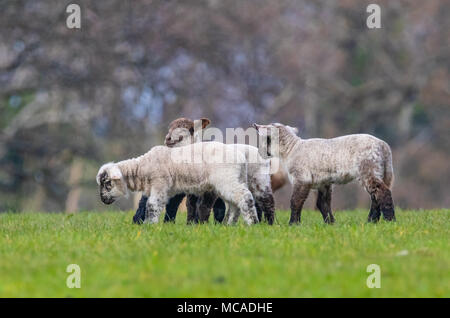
[0,209,448,297]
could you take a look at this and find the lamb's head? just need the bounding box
[164,117,211,148]
[96,163,128,204]
[253,123,279,157]
[253,123,299,157]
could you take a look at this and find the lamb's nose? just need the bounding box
[165,136,171,144]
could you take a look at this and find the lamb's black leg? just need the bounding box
[290,183,311,225]
[255,202,263,223]
[316,185,335,224]
[133,195,148,224]
[164,193,186,223]
[197,192,217,223]
[379,187,395,221]
[212,198,226,223]
[367,198,381,223]
[186,194,199,224]
[259,192,275,225]
[366,178,395,222]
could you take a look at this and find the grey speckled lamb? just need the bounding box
[254,123,395,224]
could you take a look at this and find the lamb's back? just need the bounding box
[289,134,387,184]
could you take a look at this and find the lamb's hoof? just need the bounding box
[132,216,144,225]
[132,208,146,224]
[383,215,396,222]
[382,208,396,221]
[324,217,335,225]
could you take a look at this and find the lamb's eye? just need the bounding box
[178,136,183,142]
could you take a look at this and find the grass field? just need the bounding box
[0,209,448,297]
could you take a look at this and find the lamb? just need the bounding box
[253,123,395,224]
[97,141,260,225]
[134,118,226,225]
[134,117,276,225]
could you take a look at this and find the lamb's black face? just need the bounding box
[266,135,272,157]
[99,171,115,204]
[253,123,271,158]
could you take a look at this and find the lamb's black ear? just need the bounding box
[200,118,211,129]
[98,171,107,184]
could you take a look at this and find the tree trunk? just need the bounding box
[65,159,83,213]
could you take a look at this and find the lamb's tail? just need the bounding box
[382,142,394,189]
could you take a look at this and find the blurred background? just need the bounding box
[0,0,448,213]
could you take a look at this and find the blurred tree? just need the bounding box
[0,0,448,211]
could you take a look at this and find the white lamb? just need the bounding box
[96,142,260,225]
[254,123,395,224]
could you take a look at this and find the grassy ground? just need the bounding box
[0,209,448,297]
